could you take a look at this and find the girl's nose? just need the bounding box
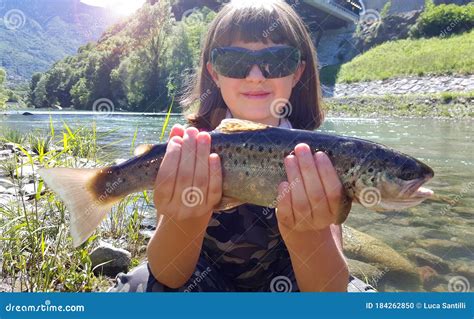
[246,64,266,81]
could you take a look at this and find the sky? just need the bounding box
[80,0,146,16]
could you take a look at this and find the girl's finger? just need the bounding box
[174,128,199,206]
[275,181,295,228]
[315,151,344,221]
[168,124,185,141]
[207,153,222,207]
[284,155,311,226]
[154,136,183,205]
[294,143,326,218]
[193,132,211,206]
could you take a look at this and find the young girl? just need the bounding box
[110,0,375,292]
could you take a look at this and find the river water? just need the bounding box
[1,111,473,292]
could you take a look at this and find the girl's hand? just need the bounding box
[153,125,222,221]
[275,143,351,235]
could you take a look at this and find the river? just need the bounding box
[1,111,473,292]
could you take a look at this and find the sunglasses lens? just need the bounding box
[260,47,301,79]
[211,48,251,78]
[211,46,301,79]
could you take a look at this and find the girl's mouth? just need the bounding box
[241,91,271,100]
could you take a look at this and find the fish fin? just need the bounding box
[214,196,244,211]
[214,119,269,134]
[133,144,155,156]
[38,167,121,248]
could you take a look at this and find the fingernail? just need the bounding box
[315,151,329,162]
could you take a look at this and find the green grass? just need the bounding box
[330,30,474,83]
[0,122,152,292]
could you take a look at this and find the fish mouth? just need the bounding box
[400,174,434,199]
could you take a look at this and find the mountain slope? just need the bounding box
[29,1,216,112]
[0,0,121,86]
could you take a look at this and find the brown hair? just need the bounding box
[181,0,324,131]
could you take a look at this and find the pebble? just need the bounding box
[329,75,474,98]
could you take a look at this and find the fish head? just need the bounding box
[354,152,434,212]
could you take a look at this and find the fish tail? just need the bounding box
[38,167,121,247]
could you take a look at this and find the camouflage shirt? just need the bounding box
[202,204,298,291]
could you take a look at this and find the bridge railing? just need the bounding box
[326,0,360,20]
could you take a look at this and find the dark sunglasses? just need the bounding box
[210,45,302,79]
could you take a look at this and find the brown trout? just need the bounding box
[38,119,434,247]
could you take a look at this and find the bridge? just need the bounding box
[303,0,361,23]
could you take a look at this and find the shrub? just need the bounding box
[410,2,474,38]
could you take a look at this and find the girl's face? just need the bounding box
[207,40,305,126]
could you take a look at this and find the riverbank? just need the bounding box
[324,91,474,118]
[0,126,149,292]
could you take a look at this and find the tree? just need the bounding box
[0,69,8,109]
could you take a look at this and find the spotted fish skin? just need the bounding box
[91,124,432,209]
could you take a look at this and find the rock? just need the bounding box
[0,178,14,187]
[417,266,445,290]
[452,261,474,283]
[139,229,154,243]
[405,248,451,274]
[0,282,13,292]
[415,239,469,259]
[20,183,37,197]
[431,284,447,292]
[343,225,421,290]
[347,258,385,288]
[0,194,14,206]
[14,165,38,179]
[333,75,474,98]
[355,11,421,52]
[90,243,131,277]
[3,143,20,151]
